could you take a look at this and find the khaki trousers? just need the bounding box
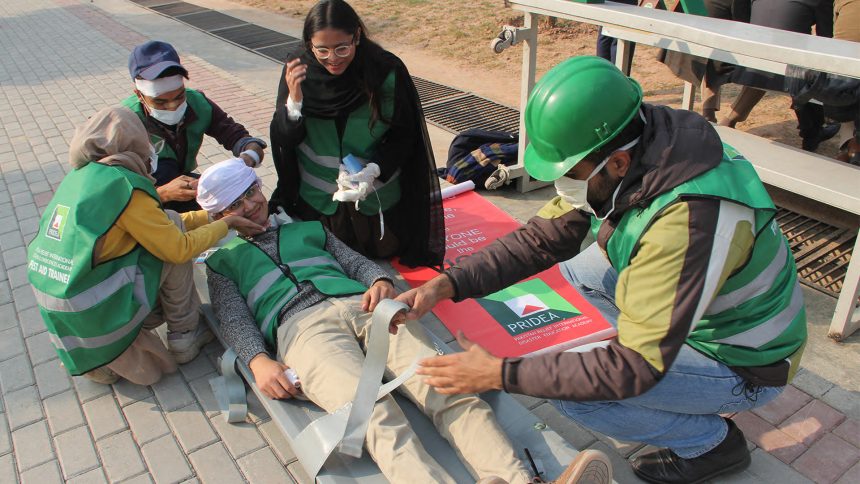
[105,210,200,385]
[834,0,860,42]
[278,295,531,483]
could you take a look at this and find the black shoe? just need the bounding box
[631,418,751,484]
[802,123,840,152]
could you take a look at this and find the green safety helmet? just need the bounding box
[524,56,643,181]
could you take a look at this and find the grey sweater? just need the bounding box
[207,223,390,365]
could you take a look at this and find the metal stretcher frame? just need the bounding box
[194,267,582,483]
[504,0,860,340]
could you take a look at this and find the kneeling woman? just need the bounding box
[27,106,263,386]
[269,0,443,267]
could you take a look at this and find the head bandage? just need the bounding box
[197,158,261,213]
[134,75,185,97]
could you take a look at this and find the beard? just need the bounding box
[586,172,622,217]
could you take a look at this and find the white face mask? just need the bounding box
[147,101,187,126]
[557,136,641,220]
[555,173,592,213]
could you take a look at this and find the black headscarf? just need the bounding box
[284,49,367,118]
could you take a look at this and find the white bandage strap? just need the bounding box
[292,299,418,478]
[134,75,184,97]
[240,149,261,167]
[286,97,303,121]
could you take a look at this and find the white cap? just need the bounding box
[197,158,260,213]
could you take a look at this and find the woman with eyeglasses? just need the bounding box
[27,106,265,388]
[269,0,444,268]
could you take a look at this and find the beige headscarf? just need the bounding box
[68,106,155,182]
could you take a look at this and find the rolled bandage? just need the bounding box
[284,368,301,388]
[332,162,380,205]
[240,149,261,167]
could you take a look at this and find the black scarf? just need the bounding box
[276,47,395,120]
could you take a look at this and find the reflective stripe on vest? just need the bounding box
[705,240,788,316]
[713,282,804,348]
[298,142,340,169]
[32,265,142,312]
[205,222,367,346]
[298,156,403,195]
[603,145,806,368]
[48,276,152,353]
[296,71,399,216]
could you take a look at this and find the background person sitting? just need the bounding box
[27,106,264,386]
[123,40,268,213]
[719,0,838,151]
[197,158,609,484]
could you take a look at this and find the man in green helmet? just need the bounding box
[394,56,807,483]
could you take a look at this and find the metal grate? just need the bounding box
[422,95,520,135]
[255,41,302,63]
[216,24,295,50]
[129,0,178,7]
[150,1,208,17]
[412,77,468,107]
[176,11,247,31]
[777,208,855,298]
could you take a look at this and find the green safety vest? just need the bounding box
[205,221,368,346]
[27,163,164,376]
[297,71,400,216]
[121,88,213,173]
[604,144,806,373]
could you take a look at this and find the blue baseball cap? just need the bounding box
[128,41,189,80]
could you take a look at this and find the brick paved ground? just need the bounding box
[0,0,858,483]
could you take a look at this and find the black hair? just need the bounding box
[302,0,391,127]
[156,66,188,80]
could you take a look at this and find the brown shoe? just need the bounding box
[553,449,612,484]
[83,367,119,385]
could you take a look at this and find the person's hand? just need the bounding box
[248,354,302,400]
[157,175,198,202]
[285,58,307,103]
[239,142,266,167]
[220,214,266,237]
[391,275,455,334]
[362,279,397,312]
[416,331,503,395]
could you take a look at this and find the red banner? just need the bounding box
[393,190,615,358]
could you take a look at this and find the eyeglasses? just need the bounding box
[311,38,356,60]
[223,182,261,214]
